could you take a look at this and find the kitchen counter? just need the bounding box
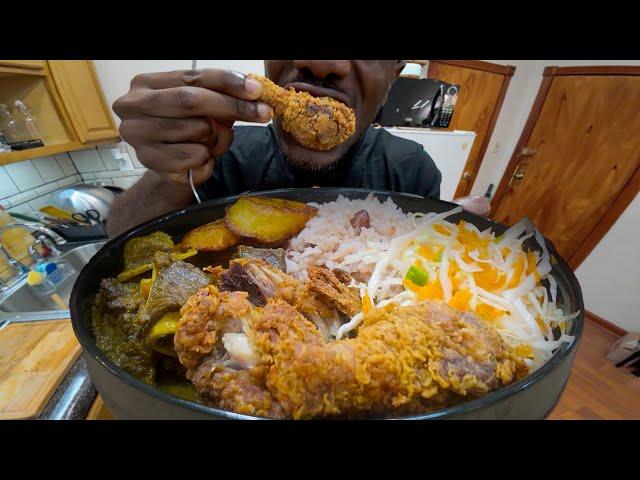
[0,239,108,420]
[37,356,97,420]
[0,316,96,420]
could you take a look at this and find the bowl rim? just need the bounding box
[71,187,585,420]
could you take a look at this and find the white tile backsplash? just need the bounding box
[2,142,140,215]
[123,143,144,169]
[57,175,82,188]
[32,156,64,183]
[95,171,115,179]
[97,146,121,171]
[112,176,140,189]
[34,182,60,197]
[70,148,106,173]
[124,167,147,177]
[4,190,38,206]
[55,153,78,176]
[0,167,20,198]
[29,193,55,211]
[4,160,44,191]
[8,203,36,215]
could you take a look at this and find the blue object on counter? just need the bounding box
[45,262,65,284]
[34,260,76,286]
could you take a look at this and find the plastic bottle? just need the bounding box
[36,260,76,287]
[0,128,11,152]
[0,206,36,266]
[14,100,42,142]
[0,206,12,227]
[27,269,56,295]
[0,104,25,143]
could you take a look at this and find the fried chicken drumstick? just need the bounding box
[174,259,528,419]
[247,73,356,151]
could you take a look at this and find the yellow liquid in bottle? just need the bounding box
[0,210,35,281]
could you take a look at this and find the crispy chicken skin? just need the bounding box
[247,73,356,151]
[307,266,360,317]
[252,300,528,419]
[174,285,284,418]
[175,277,529,419]
[227,258,358,338]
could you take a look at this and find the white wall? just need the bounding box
[93,60,265,120]
[574,196,640,332]
[470,60,545,197]
[93,60,265,163]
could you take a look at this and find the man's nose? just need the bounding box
[292,60,352,79]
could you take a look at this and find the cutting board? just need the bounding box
[0,319,81,419]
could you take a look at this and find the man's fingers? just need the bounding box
[136,143,211,173]
[120,118,213,144]
[190,158,215,186]
[209,119,233,157]
[116,86,272,122]
[130,69,264,101]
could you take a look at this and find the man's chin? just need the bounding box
[276,126,354,171]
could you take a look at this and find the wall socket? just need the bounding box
[111,147,134,171]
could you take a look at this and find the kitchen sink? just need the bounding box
[0,241,105,313]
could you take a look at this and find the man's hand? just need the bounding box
[107,69,273,238]
[112,69,272,186]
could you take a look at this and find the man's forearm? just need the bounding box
[106,171,194,237]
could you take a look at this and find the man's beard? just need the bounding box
[281,151,342,173]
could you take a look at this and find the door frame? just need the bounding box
[416,60,515,197]
[491,65,640,269]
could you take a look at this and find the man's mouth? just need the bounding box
[283,82,352,108]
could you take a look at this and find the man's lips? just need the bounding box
[283,82,352,108]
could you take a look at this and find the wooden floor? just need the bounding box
[548,319,640,420]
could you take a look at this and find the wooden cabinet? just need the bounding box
[0,60,45,71]
[48,61,119,143]
[0,60,119,166]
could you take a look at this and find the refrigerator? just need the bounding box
[383,127,476,201]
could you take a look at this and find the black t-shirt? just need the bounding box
[197,124,442,200]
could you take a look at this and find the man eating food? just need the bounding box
[107,60,442,237]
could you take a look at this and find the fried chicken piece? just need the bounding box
[174,285,284,418]
[248,73,356,151]
[252,300,529,419]
[224,258,356,339]
[176,280,527,419]
[307,266,360,317]
[330,268,353,285]
[190,360,284,418]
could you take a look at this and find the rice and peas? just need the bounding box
[286,194,577,371]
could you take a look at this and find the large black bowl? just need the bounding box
[70,188,584,419]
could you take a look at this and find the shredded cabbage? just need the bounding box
[343,207,579,371]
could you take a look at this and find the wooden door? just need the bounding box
[48,60,119,143]
[492,67,640,267]
[426,60,515,197]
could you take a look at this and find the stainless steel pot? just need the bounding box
[49,184,118,221]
